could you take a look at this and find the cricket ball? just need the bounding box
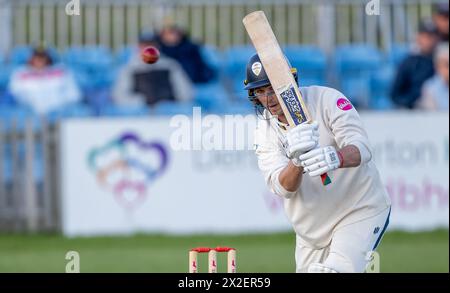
[141,46,160,64]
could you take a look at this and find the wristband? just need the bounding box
[337,151,344,168]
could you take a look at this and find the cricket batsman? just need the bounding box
[245,54,392,273]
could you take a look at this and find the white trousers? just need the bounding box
[295,207,391,273]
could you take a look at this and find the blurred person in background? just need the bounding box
[8,46,81,115]
[113,32,193,107]
[155,24,215,84]
[391,19,439,109]
[417,42,449,110]
[433,3,449,43]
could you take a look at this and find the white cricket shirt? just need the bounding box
[254,86,391,248]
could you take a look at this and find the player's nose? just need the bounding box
[268,94,278,105]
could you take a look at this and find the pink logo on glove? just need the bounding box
[337,98,353,111]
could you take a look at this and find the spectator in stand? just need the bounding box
[155,25,215,84]
[8,46,81,115]
[433,3,449,43]
[391,19,439,109]
[417,42,449,110]
[113,32,193,107]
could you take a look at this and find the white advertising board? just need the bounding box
[60,112,448,236]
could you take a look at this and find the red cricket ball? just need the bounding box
[141,46,160,64]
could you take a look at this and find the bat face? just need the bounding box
[278,84,308,125]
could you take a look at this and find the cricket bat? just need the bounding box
[243,11,331,186]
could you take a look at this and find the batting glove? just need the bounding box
[299,146,341,177]
[286,122,319,166]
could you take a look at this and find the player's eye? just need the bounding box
[266,90,275,97]
[255,90,275,98]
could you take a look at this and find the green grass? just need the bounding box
[0,230,447,273]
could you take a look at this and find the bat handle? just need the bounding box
[313,144,331,186]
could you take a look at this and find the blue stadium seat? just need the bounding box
[335,44,382,72]
[69,66,115,93]
[194,82,229,113]
[48,47,60,64]
[0,65,14,93]
[84,45,114,68]
[233,88,251,101]
[390,43,411,66]
[63,46,116,90]
[335,44,383,107]
[71,67,92,91]
[224,45,256,100]
[224,45,255,74]
[201,45,222,69]
[116,46,135,65]
[219,101,255,115]
[201,45,223,81]
[90,68,116,90]
[62,46,84,69]
[63,46,112,67]
[0,91,15,107]
[340,77,371,106]
[46,103,94,123]
[370,65,395,110]
[84,89,112,115]
[283,45,327,86]
[100,104,150,117]
[152,101,196,116]
[9,46,33,65]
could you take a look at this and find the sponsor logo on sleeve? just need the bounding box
[336,98,353,111]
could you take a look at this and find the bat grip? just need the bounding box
[313,145,332,186]
[321,173,331,186]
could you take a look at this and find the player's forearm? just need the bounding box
[338,145,361,168]
[278,161,304,192]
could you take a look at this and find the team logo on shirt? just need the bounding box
[336,98,353,111]
[251,62,262,76]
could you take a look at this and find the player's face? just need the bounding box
[29,55,49,70]
[254,85,283,116]
[434,14,449,35]
[416,32,438,54]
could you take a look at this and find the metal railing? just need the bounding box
[0,119,60,232]
[1,0,446,53]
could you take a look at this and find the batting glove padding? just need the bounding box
[299,146,341,177]
[286,121,319,163]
